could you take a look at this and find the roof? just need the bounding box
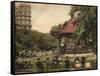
[60,17,78,35]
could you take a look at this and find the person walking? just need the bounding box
[81,57,86,69]
[74,57,81,70]
[64,56,70,70]
[35,58,44,72]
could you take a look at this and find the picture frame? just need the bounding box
[11,1,98,75]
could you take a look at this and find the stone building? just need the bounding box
[15,3,32,30]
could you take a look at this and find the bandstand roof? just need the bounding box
[59,17,78,35]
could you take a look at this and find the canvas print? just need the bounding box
[11,1,97,74]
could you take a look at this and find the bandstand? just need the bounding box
[58,15,92,55]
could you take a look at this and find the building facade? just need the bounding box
[15,3,32,30]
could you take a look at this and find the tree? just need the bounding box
[69,6,97,52]
[62,21,68,29]
[16,29,59,58]
[50,24,63,38]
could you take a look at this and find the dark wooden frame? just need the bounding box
[11,1,98,75]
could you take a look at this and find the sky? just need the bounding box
[16,2,72,33]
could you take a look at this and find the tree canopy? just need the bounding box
[50,6,97,52]
[16,30,59,54]
[70,6,97,51]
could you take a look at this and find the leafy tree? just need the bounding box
[16,29,59,57]
[62,21,68,29]
[50,24,63,38]
[69,6,97,51]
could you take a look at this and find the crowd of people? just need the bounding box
[16,50,93,72]
[16,54,92,72]
[35,56,91,72]
[18,50,58,58]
